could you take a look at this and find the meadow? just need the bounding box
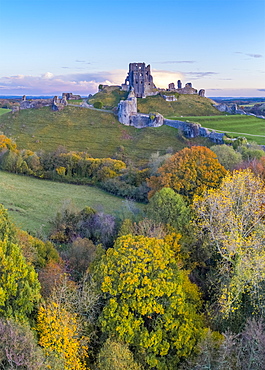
[167,115,265,145]
[0,171,142,234]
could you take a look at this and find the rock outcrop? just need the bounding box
[162,95,177,102]
[214,102,265,119]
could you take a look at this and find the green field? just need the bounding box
[167,115,265,145]
[0,171,142,234]
[0,106,211,165]
[0,108,11,116]
[67,99,83,105]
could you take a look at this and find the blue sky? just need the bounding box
[0,0,264,96]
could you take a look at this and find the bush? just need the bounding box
[93,101,103,109]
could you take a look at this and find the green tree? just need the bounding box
[146,187,190,233]
[0,239,41,322]
[211,144,242,171]
[95,235,205,369]
[0,205,40,322]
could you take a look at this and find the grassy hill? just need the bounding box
[89,86,220,116]
[0,106,211,165]
[137,94,221,116]
[168,115,265,145]
[0,171,143,234]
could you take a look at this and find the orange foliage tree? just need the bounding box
[147,146,227,200]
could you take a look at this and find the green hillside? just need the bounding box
[168,115,265,145]
[88,86,220,116]
[89,86,128,109]
[0,108,11,116]
[0,171,142,234]
[0,106,211,165]
[137,94,221,116]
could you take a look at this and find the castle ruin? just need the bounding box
[121,63,156,98]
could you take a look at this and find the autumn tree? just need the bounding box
[0,318,45,370]
[94,235,205,369]
[37,300,88,370]
[96,338,143,370]
[147,146,227,200]
[193,169,265,320]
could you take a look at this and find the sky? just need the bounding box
[0,0,264,97]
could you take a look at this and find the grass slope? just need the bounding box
[0,106,211,165]
[137,94,221,116]
[0,108,11,116]
[168,115,265,145]
[89,86,128,109]
[0,171,140,234]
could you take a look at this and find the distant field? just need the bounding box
[68,99,83,105]
[0,171,142,234]
[0,108,11,116]
[167,115,265,145]
[0,106,212,165]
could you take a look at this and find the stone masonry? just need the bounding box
[121,63,156,98]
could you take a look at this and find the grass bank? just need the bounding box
[0,171,142,234]
[0,106,212,165]
[0,108,11,116]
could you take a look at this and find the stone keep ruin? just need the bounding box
[121,63,156,98]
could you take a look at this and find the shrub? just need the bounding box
[93,101,103,109]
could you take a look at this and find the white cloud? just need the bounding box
[42,72,54,79]
[152,69,183,88]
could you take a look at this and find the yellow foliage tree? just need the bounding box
[37,301,88,370]
[95,235,205,369]
[193,169,265,318]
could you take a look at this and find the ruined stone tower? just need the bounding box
[121,63,156,98]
